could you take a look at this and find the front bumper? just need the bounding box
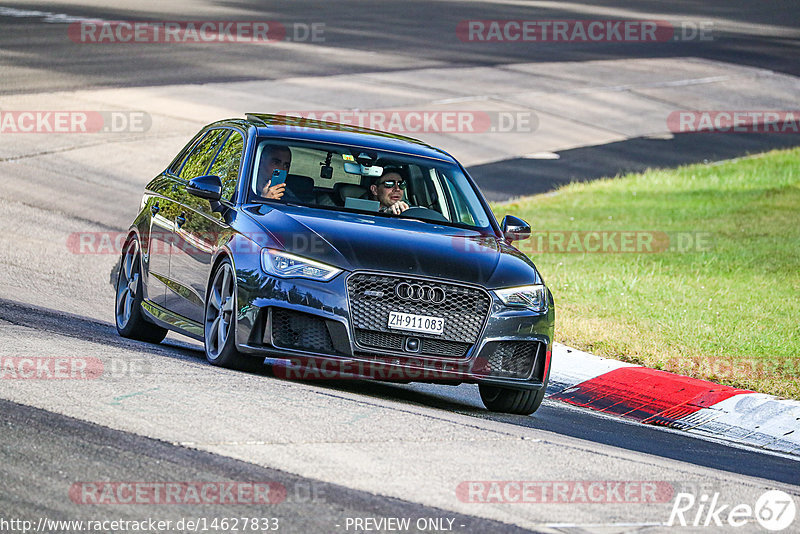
[234,270,554,389]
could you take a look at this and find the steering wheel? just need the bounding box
[401,206,449,222]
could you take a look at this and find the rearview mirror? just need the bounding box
[186,174,222,201]
[343,162,383,176]
[356,151,378,166]
[501,215,531,242]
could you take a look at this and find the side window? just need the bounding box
[208,130,244,202]
[168,131,203,174]
[437,170,477,226]
[178,129,228,180]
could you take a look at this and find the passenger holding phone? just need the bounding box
[256,145,292,200]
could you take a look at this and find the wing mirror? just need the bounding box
[186,175,223,201]
[501,215,531,242]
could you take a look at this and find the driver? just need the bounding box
[370,168,410,215]
[256,145,293,200]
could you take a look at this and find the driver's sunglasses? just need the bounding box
[379,180,407,190]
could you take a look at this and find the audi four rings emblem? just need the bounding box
[395,282,446,303]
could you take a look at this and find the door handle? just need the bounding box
[151,202,160,215]
[175,213,186,228]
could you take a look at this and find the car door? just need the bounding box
[161,128,229,322]
[143,178,174,308]
[168,128,243,324]
[144,138,203,308]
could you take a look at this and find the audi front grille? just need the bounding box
[346,273,491,358]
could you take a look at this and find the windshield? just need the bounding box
[246,138,493,230]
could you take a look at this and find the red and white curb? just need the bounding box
[547,343,800,456]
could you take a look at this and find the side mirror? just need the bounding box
[186,175,222,201]
[501,215,531,242]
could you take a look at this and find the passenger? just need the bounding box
[370,168,410,214]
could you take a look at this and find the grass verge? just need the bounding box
[492,148,800,399]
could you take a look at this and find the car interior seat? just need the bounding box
[285,174,315,203]
[333,182,369,205]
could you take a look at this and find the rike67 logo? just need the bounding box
[668,490,796,531]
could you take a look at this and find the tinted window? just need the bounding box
[248,139,492,230]
[179,129,228,180]
[209,130,244,202]
[168,131,203,174]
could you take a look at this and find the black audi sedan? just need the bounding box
[115,114,555,415]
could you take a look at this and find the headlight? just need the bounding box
[495,284,548,312]
[261,249,341,281]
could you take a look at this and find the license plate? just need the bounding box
[387,311,445,335]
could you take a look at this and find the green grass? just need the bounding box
[492,148,800,399]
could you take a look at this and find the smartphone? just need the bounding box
[271,169,287,186]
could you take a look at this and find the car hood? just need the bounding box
[244,205,542,288]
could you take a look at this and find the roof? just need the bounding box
[243,113,455,162]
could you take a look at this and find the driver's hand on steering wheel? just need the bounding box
[385,200,409,215]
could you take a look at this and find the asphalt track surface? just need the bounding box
[1,296,799,486]
[469,130,800,199]
[1,0,799,95]
[1,298,799,532]
[1,1,799,532]
[0,397,530,533]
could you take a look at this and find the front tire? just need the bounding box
[479,384,546,415]
[204,258,245,368]
[115,236,168,343]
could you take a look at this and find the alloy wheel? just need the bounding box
[116,239,140,329]
[205,262,235,359]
